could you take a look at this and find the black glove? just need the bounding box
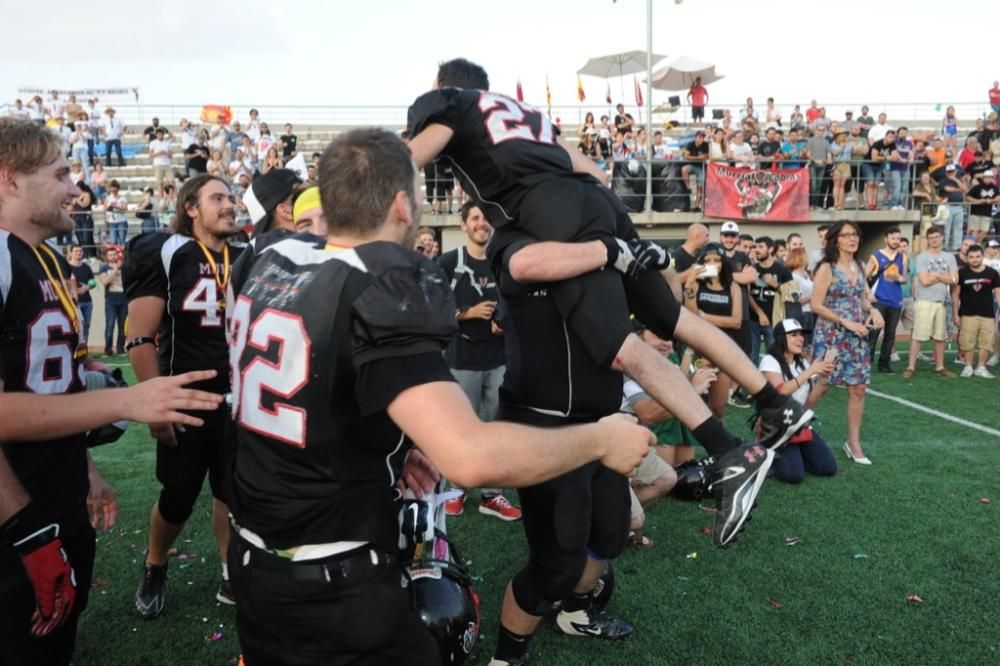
[602,237,670,278]
[3,504,77,637]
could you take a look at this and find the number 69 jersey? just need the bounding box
[123,233,246,388]
[225,235,458,551]
[0,231,88,520]
[408,87,576,228]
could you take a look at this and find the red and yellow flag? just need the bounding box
[545,74,552,117]
[576,75,586,103]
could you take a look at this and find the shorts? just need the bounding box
[833,162,851,179]
[861,162,884,183]
[649,418,698,448]
[152,164,172,186]
[967,215,993,232]
[684,162,705,185]
[911,300,948,342]
[899,297,916,333]
[733,319,754,357]
[959,315,994,352]
[156,404,232,502]
[0,509,95,666]
[692,105,705,121]
[629,449,673,522]
[229,530,438,665]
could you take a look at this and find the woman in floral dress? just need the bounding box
[810,221,885,464]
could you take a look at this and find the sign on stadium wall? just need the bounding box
[704,164,809,222]
[18,86,139,101]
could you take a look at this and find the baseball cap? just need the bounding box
[244,169,303,232]
[720,221,740,234]
[945,164,957,171]
[984,169,995,178]
[988,239,999,247]
[774,318,811,336]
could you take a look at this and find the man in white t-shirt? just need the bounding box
[8,99,30,120]
[45,90,64,121]
[101,107,126,167]
[148,128,174,193]
[867,113,894,145]
[26,96,46,125]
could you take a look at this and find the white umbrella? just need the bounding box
[578,50,667,79]
[648,56,724,92]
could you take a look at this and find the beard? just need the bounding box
[32,205,74,239]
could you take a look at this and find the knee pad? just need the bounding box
[511,555,588,616]
[157,481,203,524]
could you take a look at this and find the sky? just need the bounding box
[3,0,995,121]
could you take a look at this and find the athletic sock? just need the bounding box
[494,625,532,662]
[752,382,783,409]
[692,416,740,456]
[221,563,229,581]
[561,592,592,613]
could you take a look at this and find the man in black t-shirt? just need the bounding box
[951,244,1000,376]
[184,141,209,175]
[719,221,758,363]
[279,123,298,159]
[437,202,521,521]
[223,128,649,665]
[0,118,222,666]
[67,244,95,343]
[966,170,999,243]
[749,236,795,362]
[670,223,709,283]
[758,127,782,169]
[682,132,709,207]
[124,174,247,618]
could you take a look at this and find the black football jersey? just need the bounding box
[0,231,88,525]
[227,234,456,550]
[408,87,578,227]
[123,233,246,389]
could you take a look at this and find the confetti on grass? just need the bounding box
[979,497,991,504]
[905,594,925,603]
[853,553,868,560]
[766,597,782,609]
[784,535,800,546]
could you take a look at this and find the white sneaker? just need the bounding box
[954,355,966,365]
[974,367,995,379]
[890,352,901,363]
[917,352,930,362]
[987,354,999,367]
[961,365,975,378]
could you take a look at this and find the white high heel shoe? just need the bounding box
[843,442,872,465]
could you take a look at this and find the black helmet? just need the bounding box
[671,459,711,501]
[406,532,480,665]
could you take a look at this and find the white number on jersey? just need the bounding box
[479,93,554,145]
[182,277,222,327]
[26,309,82,394]
[229,296,311,448]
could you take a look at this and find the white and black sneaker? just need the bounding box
[135,561,168,619]
[488,657,530,666]
[706,443,774,548]
[756,398,813,450]
[216,577,236,605]
[555,607,634,640]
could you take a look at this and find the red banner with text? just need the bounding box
[704,164,809,222]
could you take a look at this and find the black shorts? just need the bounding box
[0,509,95,666]
[229,530,439,666]
[692,105,706,120]
[156,404,232,501]
[500,408,631,597]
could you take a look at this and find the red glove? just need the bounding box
[5,507,77,637]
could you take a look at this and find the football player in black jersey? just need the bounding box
[123,174,246,618]
[0,118,224,665]
[225,128,651,665]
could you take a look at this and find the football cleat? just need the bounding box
[555,606,634,640]
[216,578,236,605]
[706,443,773,548]
[755,398,813,450]
[488,657,530,666]
[135,561,168,619]
[478,495,522,521]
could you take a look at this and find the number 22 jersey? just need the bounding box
[123,232,246,390]
[408,87,577,228]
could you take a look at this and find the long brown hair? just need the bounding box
[820,220,863,271]
[171,174,228,236]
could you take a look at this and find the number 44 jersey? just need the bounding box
[225,234,457,551]
[124,232,246,390]
[408,87,577,228]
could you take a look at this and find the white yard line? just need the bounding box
[866,388,1000,439]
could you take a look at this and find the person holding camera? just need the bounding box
[682,242,742,420]
[810,221,884,465]
[758,319,838,483]
[436,201,521,522]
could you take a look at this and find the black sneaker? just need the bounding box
[727,389,752,409]
[756,398,813,450]
[706,443,774,548]
[135,561,168,619]
[555,607,634,640]
[216,578,236,605]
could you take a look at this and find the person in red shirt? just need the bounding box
[989,80,1000,114]
[687,77,708,123]
[957,137,980,171]
[805,99,822,124]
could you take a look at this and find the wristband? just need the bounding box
[1,503,50,549]
[124,336,156,351]
[599,237,619,269]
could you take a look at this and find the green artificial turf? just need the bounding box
[75,354,1000,665]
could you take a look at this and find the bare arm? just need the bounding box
[558,136,609,185]
[508,240,606,283]
[810,264,836,323]
[126,296,166,383]
[407,123,455,169]
[0,447,29,522]
[388,381,651,487]
[632,397,672,425]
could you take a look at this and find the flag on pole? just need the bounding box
[605,82,612,105]
[576,75,586,103]
[545,74,552,117]
[516,79,524,103]
[634,75,643,107]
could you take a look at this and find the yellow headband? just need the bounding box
[293,186,322,222]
